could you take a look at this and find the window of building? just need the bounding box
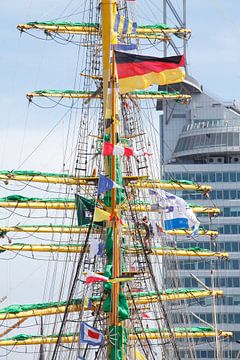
[223,190,229,199]
[215,133,221,145]
[230,172,237,182]
[232,242,238,251]
[228,133,234,146]
[209,172,216,182]
[222,133,228,145]
[202,173,208,182]
[223,172,229,182]
[234,296,240,305]
[225,225,231,234]
[230,189,237,199]
[232,224,238,234]
[233,133,239,146]
[216,172,223,182]
[233,278,239,287]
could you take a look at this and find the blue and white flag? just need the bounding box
[149,189,200,234]
[80,322,104,346]
[97,174,121,196]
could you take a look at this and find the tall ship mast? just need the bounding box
[0,1,233,359]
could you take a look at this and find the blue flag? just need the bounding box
[97,174,121,195]
[112,43,137,51]
[97,241,105,257]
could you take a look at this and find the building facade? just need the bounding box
[159,77,240,359]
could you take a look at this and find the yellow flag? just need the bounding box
[83,296,89,308]
[135,349,146,360]
[93,207,111,222]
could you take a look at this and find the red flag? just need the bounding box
[141,312,151,319]
[102,142,151,157]
[85,271,109,284]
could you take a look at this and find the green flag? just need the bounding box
[75,195,95,226]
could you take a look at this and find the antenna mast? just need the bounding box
[163,0,188,71]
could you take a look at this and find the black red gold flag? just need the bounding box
[115,51,185,94]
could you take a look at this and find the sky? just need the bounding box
[187,1,240,103]
[1,0,240,358]
[1,0,240,171]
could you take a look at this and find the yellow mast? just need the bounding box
[102,0,121,356]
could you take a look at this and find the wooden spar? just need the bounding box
[0,225,218,237]
[17,22,191,37]
[165,229,218,236]
[0,173,148,184]
[17,23,100,34]
[129,330,232,340]
[26,90,191,101]
[0,329,232,346]
[121,204,220,214]
[0,200,220,214]
[0,289,224,321]
[128,180,211,193]
[0,172,211,192]
[0,243,228,258]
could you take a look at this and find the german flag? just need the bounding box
[115,51,185,94]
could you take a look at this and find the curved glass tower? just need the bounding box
[159,77,240,359]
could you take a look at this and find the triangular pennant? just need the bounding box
[85,271,109,284]
[135,349,146,360]
[97,174,121,195]
[93,207,111,222]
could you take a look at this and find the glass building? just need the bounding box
[158,76,240,359]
